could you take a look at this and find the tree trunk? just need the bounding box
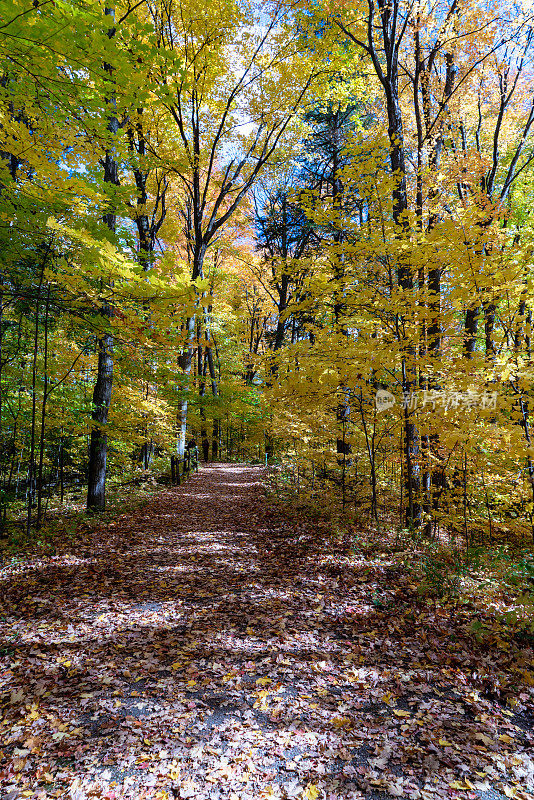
[464,306,479,358]
[212,418,219,461]
[87,6,118,511]
[387,82,420,526]
[36,285,51,525]
[26,244,49,533]
[198,327,209,462]
[87,329,113,509]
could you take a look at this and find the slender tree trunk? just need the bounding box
[329,110,352,466]
[7,379,23,492]
[177,311,196,457]
[484,299,496,361]
[87,329,113,509]
[359,391,379,531]
[273,195,290,354]
[36,285,50,525]
[212,418,219,461]
[177,231,206,454]
[59,435,64,504]
[464,306,479,358]
[26,248,48,533]
[204,303,219,461]
[386,89,420,525]
[424,49,455,530]
[0,288,3,488]
[127,111,167,469]
[198,324,209,461]
[359,0,421,525]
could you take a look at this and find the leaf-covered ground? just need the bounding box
[0,464,533,800]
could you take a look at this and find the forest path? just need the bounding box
[0,463,532,800]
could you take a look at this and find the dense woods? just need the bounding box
[2,0,534,547]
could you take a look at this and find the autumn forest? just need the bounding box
[1,0,534,798]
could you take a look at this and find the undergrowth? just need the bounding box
[265,464,534,641]
[0,469,170,563]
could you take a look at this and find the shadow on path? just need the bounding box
[0,464,532,800]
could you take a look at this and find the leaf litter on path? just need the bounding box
[0,464,532,800]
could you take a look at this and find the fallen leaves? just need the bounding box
[0,464,533,800]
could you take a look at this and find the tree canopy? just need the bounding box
[0,0,534,548]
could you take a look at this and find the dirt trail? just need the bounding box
[0,464,532,800]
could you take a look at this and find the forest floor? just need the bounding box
[0,463,533,800]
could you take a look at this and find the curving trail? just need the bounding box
[0,464,532,800]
